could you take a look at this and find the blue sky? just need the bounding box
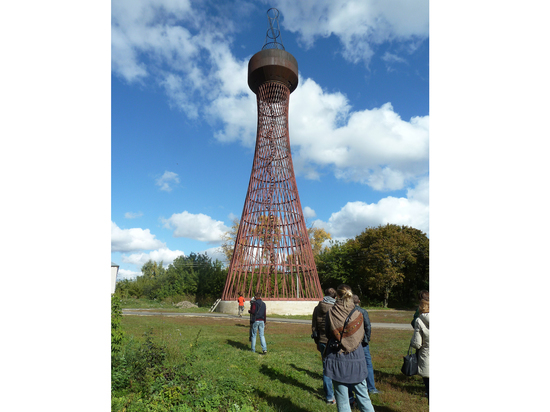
[111,0,430,280]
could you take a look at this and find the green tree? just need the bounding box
[392,226,429,305]
[356,224,422,308]
[161,255,199,298]
[315,239,360,290]
[141,259,165,278]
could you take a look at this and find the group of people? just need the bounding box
[237,286,429,411]
[311,285,378,412]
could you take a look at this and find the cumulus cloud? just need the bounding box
[273,0,428,65]
[156,171,180,192]
[313,178,429,238]
[162,211,230,243]
[117,268,141,281]
[121,247,186,268]
[303,206,317,219]
[200,246,227,264]
[112,0,252,119]
[289,80,428,190]
[111,0,428,192]
[125,211,143,219]
[111,221,165,252]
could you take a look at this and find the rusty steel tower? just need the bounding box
[222,9,323,301]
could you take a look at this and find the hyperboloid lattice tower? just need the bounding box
[221,9,323,302]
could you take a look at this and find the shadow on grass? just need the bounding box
[259,364,323,401]
[375,369,425,395]
[254,389,313,412]
[289,363,322,380]
[235,323,250,328]
[226,339,250,351]
[368,404,398,412]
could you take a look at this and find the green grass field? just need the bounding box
[112,312,428,412]
[119,299,416,324]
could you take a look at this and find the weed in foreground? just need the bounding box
[113,316,428,412]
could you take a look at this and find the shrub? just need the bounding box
[111,294,124,360]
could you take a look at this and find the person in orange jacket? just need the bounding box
[237,293,245,317]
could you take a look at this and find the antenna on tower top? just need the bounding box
[262,8,284,50]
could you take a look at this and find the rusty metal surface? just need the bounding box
[248,49,298,94]
[222,79,323,301]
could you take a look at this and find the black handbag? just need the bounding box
[401,346,418,376]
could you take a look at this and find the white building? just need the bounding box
[111,262,119,294]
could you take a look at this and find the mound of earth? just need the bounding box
[174,301,198,309]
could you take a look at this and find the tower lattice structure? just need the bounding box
[221,9,323,301]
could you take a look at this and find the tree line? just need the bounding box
[115,252,227,306]
[115,223,428,308]
[316,224,429,307]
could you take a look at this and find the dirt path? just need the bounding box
[121,309,413,330]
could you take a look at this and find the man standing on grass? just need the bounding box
[237,293,245,317]
[248,296,256,342]
[353,295,381,395]
[248,292,267,354]
[312,287,337,405]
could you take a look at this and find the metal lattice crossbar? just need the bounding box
[222,80,323,301]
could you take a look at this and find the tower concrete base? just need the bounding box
[216,300,320,316]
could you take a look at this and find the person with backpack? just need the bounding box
[325,285,376,412]
[312,288,337,404]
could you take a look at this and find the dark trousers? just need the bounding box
[423,377,429,401]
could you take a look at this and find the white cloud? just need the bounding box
[111,0,428,192]
[125,211,143,219]
[121,247,186,268]
[303,206,317,219]
[273,0,428,65]
[162,211,230,243]
[111,221,165,252]
[156,170,180,192]
[313,178,429,238]
[200,246,227,264]
[117,268,141,281]
[289,80,429,190]
[382,52,407,64]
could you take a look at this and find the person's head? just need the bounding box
[254,291,262,299]
[325,288,337,298]
[352,294,360,306]
[419,298,429,313]
[239,293,242,297]
[419,290,429,302]
[336,284,353,302]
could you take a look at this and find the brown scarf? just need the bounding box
[328,298,364,353]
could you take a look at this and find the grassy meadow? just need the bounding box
[112,311,428,412]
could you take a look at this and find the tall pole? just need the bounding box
[221,9,323,301]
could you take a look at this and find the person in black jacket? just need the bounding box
[311,288,337,404]
[248,291,267,354]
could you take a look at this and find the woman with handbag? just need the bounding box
[324,284,376,412]
[410,298,429,401]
